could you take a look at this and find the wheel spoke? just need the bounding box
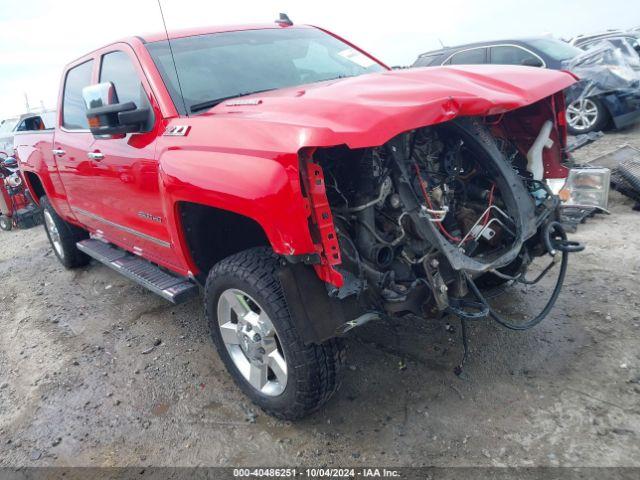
[221,290,249,318]
[217,288,288,396]
[268,351,287,384]
[219,322,240,345]
[262,337,278,354]
[258,310,275,335]
[249,363,268,390]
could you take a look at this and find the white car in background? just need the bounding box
[0,111,56,157]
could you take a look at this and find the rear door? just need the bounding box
[53,59,103,229]
[90,47,177,267]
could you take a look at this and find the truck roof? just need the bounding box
[66,23,308,66]
[137,22,303,43]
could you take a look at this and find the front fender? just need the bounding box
[158,146,316,274]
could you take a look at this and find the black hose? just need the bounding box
[465,223,571,331]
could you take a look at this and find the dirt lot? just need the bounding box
[1,126,639,468]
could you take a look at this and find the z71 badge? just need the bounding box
[137,211,163,223]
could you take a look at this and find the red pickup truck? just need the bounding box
[16,19,581,419]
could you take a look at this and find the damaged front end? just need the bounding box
[284,94,584,345]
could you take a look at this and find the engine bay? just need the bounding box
[311,115,568,320]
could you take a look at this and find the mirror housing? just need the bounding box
[521,57,544,67]
[82,82,152,139]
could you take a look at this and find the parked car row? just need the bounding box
[412,30,640,135]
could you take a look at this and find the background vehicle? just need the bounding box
[412,37,640,135]
[569,30,640,58]
[0,156,40,231]
[15,21,580,419]
[0,111,55,157]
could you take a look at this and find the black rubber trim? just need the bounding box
[277,262,347,344]
[388,117,537,274]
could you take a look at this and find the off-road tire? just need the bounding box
[0,215,12,231]
[40,196,90,269]
[205,247,345,420]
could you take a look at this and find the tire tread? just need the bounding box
[204,247,344,420]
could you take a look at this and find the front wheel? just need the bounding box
[567,97,608,135]
[204,247,345,420]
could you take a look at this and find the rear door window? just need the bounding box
[62,60,94,130]
[490,46,542,66]
[447,48,487,65]
[17,117,45,131]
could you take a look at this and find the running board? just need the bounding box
[76,239,198,304]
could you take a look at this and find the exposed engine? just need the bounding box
[312,116,573,320]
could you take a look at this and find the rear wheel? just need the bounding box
[205,247,345,420]
[40,196,89,269]
[0,215,12,231]
[567,97,608,135]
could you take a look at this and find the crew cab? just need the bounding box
[17,18,580,419]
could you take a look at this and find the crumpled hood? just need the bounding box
[562,42,640,102]
[203,65,576,149]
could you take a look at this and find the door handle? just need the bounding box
[51,149,66,157]
[87,152,104,161]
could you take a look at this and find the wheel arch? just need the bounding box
[158,147,319,278]
[592,94,614,127]
[176,201,271,282]
[23,171,46,205]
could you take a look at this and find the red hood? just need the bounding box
[201,65,576,149]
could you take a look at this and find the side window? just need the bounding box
[414,54,443,67]
[19,117,45,131]
[99,51,144,106]
[62,60,94,130]
[490,46,541,66]
[449,48,487,65]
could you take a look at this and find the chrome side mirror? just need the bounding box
[82,82,151,139]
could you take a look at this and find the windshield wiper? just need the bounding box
[190,89,276,113]
[320,74,355,82]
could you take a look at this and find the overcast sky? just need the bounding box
[0,0,638,118]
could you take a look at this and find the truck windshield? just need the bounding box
[146,27,385,114]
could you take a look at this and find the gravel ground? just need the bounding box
[0,125,639,468]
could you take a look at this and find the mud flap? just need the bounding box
[277,262,347,345]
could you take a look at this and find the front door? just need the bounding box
[90,48,179,269]
[54,59,103,230]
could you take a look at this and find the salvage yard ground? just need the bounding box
[1,125,639,467]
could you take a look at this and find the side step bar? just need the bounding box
[76,239,198,304]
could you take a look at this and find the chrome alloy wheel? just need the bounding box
[44,210,64,259]
[566,98,599,132]
[217,289,288,396]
